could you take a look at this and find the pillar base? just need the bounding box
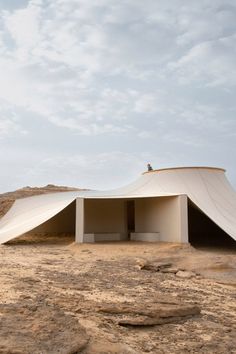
[83,233,128,243]
[130,232,160,242]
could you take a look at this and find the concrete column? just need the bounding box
[75,198,84,243]
[178,195,189,243]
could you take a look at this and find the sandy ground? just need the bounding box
[0,235,235,353]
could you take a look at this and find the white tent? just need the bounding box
[0,167,236,244]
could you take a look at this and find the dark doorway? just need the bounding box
[127,200,135,238]
[188,200,236,248]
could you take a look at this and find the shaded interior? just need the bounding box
[188,200,236,248]
[32,200,76,235]
[127,200,135,236]
[7,201,76,244]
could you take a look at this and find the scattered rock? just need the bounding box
[161,267,179,274]
[83,340,138,354]
[142,341,155,352]
[176,270,196,279]
[136,259,172,272]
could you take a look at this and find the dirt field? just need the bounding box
[0,235,235,354]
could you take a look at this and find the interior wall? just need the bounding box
[188,201,236,247]
[135,196,188,243]
[32,201,76,234]
[84,199,127,234]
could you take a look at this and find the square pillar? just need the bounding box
[178,195,189,243]
[75,198,84,243]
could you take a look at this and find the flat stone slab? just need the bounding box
[98,301,200,326]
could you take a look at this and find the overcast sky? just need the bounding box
[0,0,236,192]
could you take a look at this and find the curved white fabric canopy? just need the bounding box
[0,192,80,244]
[0,166,236,243]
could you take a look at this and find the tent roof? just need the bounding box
[143,166,226,174]
[0,166,236,243]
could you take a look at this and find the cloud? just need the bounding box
[134,94,159,114]
[1,0,235,120]
[0,0,235,191]
[47,115,130,136]
[0,100,28,138]
[4,3,40,44]
[169,36,236,86]
[0,118,22,138]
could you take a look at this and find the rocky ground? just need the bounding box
[0,235,235,354]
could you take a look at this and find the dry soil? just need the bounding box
[0,235,235,354]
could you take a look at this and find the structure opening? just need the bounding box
[188,200,235,248]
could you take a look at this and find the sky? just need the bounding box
[0,0,236,192]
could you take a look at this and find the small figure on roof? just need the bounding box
[147,163,153,171]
